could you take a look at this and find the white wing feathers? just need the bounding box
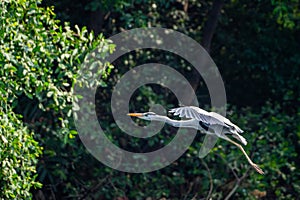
[169,106,226,126]
[169,106,244,133]
[169,106,247,146]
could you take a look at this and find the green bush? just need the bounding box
[0,0,114,198]
[0,105,42,199]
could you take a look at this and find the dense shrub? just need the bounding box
[0,0,113,198]
[0,105,41,199]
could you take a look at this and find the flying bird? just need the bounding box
[128,106,264,174]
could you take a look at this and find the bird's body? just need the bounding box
[128,106,264,174]
[170,106,247,145]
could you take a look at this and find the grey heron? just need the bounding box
[128,106,264,175]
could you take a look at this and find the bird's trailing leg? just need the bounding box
[223,137,264,175]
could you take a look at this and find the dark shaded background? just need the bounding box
[38,0,300,199]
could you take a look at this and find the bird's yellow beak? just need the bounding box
[127,113,143,117]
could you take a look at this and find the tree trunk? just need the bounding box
[186,0,224,104]
[202,0,224,53]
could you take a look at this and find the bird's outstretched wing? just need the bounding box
[169,106,229,128]
[169,106,244,133]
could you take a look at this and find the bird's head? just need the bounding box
[127,112,157,120]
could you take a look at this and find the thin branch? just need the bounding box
[50,186,56,200]
[183,182,194,200]
[201,159,213,200]
[109,178,126,198]
[192,193,198,200]
[216,153,239,179]
[224,168,250,200]
[78,175,110,200]
[215,153,250,199]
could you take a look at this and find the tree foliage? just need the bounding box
[0,0,113,199]
[0,106,41,199]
